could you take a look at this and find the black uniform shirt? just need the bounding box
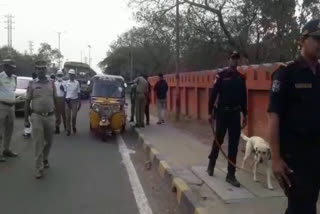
[268,57,320,153]
[208,67,247,116]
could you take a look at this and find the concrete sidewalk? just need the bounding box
[133,114,292,214]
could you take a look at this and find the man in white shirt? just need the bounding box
[54,70,66,134]
[0,59,18,162]
[65,69,81,136]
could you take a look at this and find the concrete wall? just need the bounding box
[148,63,282,140]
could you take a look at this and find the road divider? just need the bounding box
[133,127,208,214]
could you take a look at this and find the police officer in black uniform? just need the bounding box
[207,51,247,187]
[268,19,320,214]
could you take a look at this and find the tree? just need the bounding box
[100,0,320,79]
[0,46,36,76]
[36,43,63,67]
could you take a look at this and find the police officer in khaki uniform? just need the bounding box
[0,59,18,162]
[131,75,149,128]
[25,60,57,179]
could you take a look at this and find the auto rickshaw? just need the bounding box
[89,74,127,141]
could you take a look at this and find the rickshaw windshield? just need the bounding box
[91,77,125,98]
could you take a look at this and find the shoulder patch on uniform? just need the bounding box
[271,80,281,92]
[237,71,246,80]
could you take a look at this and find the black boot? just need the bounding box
[55,126,60,134]
[207,159,215,176]
[226,174,240,188]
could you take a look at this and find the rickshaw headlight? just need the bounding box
[101,117,107,123]
[92,103,100,113]
[112,105,121,112]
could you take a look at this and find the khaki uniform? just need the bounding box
[0,103,14,155]
[27,79,56,172]
[55,80,66,129]
[56,97,66,128]
[134,76,148,126]
[130,85,136,121]
[65,99,80,131]
[0,71,16,156]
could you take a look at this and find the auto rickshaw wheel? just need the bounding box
[121,124,126,133]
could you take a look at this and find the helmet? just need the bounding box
[57,70,63,75]
[68,69,76,75]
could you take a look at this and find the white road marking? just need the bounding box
[117,134,153,214]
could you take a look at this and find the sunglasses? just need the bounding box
[36,67,46,71]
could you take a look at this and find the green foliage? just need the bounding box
[0,42,63,77]
[100,0,320,78]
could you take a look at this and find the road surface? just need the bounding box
[0,101,180,214]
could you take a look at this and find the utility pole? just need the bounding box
[4,14,14,55]
[57,32,62,68]
[88,45,92,67]
[175,0,181,121]
[129,35,134,81]
[28,41,34,55]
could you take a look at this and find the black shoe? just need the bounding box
[141,125,145,128]
[3,150,18,158]
[146,121,150,125]
[207,169,213,177]
[207,159,215,176]
[129,119,134,122]
[157,121,162,125]
[162,120,165,123]
[55,126,60,134]
[24,133,31,139]
[226,175,241,188]
[0,156,6,162]
[43,160,50,169]
[67,131,71,136]
[35,170,44,179]
[73,127,77,134]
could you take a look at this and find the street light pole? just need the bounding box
[175,0,181,121]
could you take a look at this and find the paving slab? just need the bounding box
[191,166,255,203]
[220,167,284,198]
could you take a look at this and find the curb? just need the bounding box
[134,127,207,214]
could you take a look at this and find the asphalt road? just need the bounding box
[0,101,179,214]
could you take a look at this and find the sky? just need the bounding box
[0,0,136,72]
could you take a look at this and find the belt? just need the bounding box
[0,101,15,107]
[33,111,54,117]
[218,105,241,111]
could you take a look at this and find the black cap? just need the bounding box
[301,19,320,37]
[35,60,47,68]
[1,59,16,68]
[229,51,240,59]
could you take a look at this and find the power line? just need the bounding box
[4,14,14,49]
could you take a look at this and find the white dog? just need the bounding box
[241,133,273,190]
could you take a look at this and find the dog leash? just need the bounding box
[210,122,257,175]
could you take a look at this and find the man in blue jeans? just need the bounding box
[154,73,168,124]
